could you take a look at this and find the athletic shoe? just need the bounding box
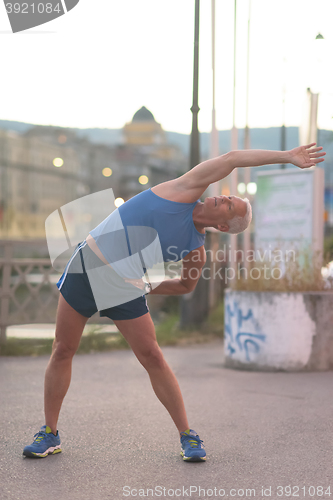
[23,425,61,458]
[180,429,206,462]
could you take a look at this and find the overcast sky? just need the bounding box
[1,0,332,135]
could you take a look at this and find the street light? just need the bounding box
[53,158,63,167]
[138,175,149,185]
[247,182,257,195]
[237,182,246,195]
[102,167,112,177]
[114,198,124,207]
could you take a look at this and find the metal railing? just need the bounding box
[0,241,107,342]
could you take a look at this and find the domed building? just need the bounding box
[123,106,165,146]
[117,106,186,199]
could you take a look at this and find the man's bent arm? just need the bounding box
[151,246,206,295]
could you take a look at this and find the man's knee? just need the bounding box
[138,344,166,371]
[52,339,78,361]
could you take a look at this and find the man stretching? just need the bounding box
[23,143,325,461]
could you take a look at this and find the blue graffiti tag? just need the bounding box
[225,300,266,362]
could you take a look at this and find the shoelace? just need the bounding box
[181,434,204,449]
[33,431,47,443]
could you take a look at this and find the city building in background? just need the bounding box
[0,107,187,239]
[120,106,186,199]
[123,106,165,146]
[0,114,332,241]
[0,129,80,239]
[24,125,121,197]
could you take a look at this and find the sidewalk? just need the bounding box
[6,323,119,339]
[0,342,332,500]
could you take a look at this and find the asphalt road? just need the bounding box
[1,341,333,500]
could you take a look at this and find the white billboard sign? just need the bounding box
[255,168,324,257]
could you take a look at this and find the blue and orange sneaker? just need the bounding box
[180,429,206,462]
[23,425,61,458]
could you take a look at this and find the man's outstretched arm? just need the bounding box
[182,143,326,191]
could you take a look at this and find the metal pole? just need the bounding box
[189,0,200,171]
[243,0,251,272]
[230,0,238,280]
[280,57,287,168]
[208,0,221,310]
[210,0,219,169]
[311,34,324,264]
[180,0,209,327]
[312,167,324,266]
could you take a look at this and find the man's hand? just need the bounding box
[289,143,326,169]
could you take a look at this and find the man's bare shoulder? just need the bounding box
[151,174,206,203]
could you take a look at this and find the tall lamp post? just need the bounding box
[312,33,325,262]
[299,33,325,264]
[229,0,238,278]
[189,0,200,171]
[280,56,287,168]
[313,33,325,147]
[210,0,219,174]
[180,0,210,327]
[208,0,222,311]
[300,34,325,147]
[243,0,251,271]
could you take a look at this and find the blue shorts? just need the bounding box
[57,241,149,321]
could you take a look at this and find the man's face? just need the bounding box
[203,195,247,231]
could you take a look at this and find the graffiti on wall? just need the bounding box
[224,300,266,362]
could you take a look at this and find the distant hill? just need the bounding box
[0,119,331,161]
[0,119,33,134]
[166,127,303,158]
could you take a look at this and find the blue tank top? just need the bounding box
[89,189,205,265]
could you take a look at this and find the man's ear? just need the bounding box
[217,223,229,232]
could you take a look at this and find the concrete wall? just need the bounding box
[224,290,333,371]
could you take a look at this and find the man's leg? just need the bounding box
[113,312,189,433]
[44,294,88,434]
